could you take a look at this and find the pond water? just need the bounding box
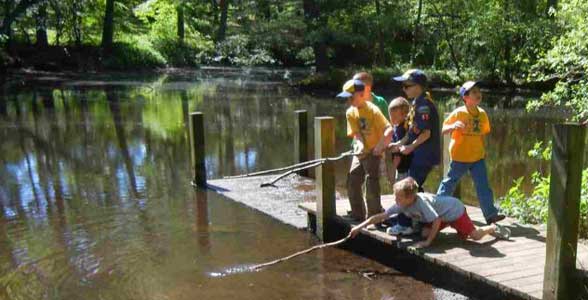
[0,68,562,299]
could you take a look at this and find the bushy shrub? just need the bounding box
[499,141,588,237]
[102,38,166,69]
[213,34,275,66]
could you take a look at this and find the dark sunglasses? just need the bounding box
[402,83,416,89]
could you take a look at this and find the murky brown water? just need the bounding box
[0,68,563,300]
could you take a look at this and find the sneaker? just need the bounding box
[486,214,506,225]
[386,224,414,236]
[494,225,511,240]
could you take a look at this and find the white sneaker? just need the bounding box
[386,224,414,236]
[494,225,511,240]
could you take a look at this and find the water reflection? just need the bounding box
[0,69,569,299]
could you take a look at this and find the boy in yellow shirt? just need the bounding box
[337,79,393,221]
[436,81,505,225]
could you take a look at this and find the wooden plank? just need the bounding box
[190,112,206,187]
[543,124,586,300]
[314,117,336,242]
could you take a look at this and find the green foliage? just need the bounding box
[102,39,166,70]
[213,34,275,66]
[528,0,588,122]
[500,140,588,237]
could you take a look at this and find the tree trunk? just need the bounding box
[211,0,218,24]
[101,0,115,51]
[35,2,48,47]
[72,0,83,47]
[503,0,512,84]
[303,0,328,72]
[216,0,229,43]
[50,0,63,46]
[412,0,423,63]
[375,0,385,65]
[177,2,185,43]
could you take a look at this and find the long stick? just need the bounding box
[223,159,321,179]
[260,151,358,187]
[250,236,350,270]
[224,151,357,180]
[260,161,322,187]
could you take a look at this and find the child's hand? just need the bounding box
[388,144,400,153]
[349,226,362,238]
[413,240,431,248]
[452,121,466,131]
[400,144,415,155]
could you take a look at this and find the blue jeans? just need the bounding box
[436,159,498,220]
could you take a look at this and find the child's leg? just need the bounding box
[385,151,397,188]
[469,224,496,240]
[347,156,366,220]
[469,159,499,220]
[436,161,468,196]
[363,154,383,217]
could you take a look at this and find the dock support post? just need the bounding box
[295,110,309,177]
[314,116,336,242]
[441,113,461,198]
[543,123,586,300]
[190,112,207,187]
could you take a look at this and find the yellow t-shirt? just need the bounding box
[444,106,491,163]
[346,101,390,151]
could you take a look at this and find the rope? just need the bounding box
[250,235,351,270]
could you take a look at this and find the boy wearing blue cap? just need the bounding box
[337,79,393,222]
[388,69,441,235]
[436,81,505,225]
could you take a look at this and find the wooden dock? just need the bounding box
[299,195,588,300]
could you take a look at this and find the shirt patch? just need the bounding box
[360,118,367,130]
[422,114,430,121]
[417,105,430,114]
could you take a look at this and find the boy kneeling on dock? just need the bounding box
[349,177,510,248]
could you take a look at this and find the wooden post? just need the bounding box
[295,110,309,177]
[190,112,207,187]
[543,123,586,300]
[315,116,336,242]
[442,113,461,198]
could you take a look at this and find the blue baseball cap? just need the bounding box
[392,69,428,86]
[459,81,481,97]
[336,79,365,98]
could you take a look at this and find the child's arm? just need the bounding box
[441,121,465,135]
[349,212,389,238]
[373,125,393,155]
[415,217,442,248]
[400,129,430,155]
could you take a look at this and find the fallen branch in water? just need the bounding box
[250,235,351,270]
[260,151,358,187]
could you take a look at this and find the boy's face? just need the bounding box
[390,108,407,125]
[464,86,482,106]
[394,190,416,208]
[348,90,366,107]
[402,81,422,99]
